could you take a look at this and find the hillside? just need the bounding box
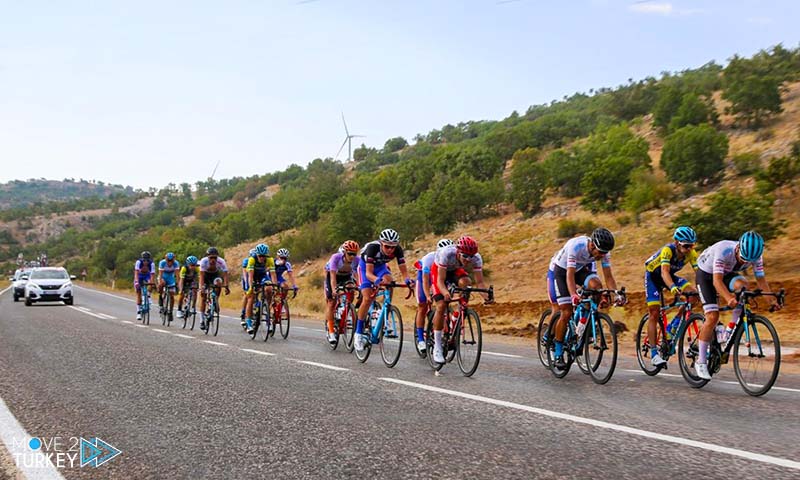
[0,179,135,210]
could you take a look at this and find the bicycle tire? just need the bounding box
[268,302,278,338]
[189,307,196,330]
[354,319,372,363]
[260,303,271,342]
[537,309,556,368]
[182,303,189,329]
[677,313,709,389]
[415,309,433,359]
[343,304,355,353]
[445,306,457,364]
[166,294,174,327]
[160,292,167,326]
[635,313,664,376]
[457,308,482,377]
[584,312,617,385]
[379,305,403,368]
[733,314,781,396]
[546,320,571,378]
[279,300,290,339]
[426,312,444,371]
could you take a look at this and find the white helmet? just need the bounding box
[379,228,400,244]
[437,238,454,249]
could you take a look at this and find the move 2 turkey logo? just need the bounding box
[17,436,121,469]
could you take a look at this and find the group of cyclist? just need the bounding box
[133,221,781,381]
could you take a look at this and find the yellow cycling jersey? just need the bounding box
[645,244,698,275]
[246,255,275,274]
[180,265,199,279]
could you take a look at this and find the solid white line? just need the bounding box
[0,286,12,296]
[152,329,170,334]
[240,348,276,356]
[75,306,91,311]
[620,369,800,393]
[121,320,134,324]
[484,351,524,358]
[294,326,310,330]
[0,397,65,480]
[67,305,107,319]
[203,340,228,346]
[74,285,134,303]
[380,378,800,471]
[173,334,194,339]
[295,360,349,371]
[135,325,148,328]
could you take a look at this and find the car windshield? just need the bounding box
[30,270,69,280]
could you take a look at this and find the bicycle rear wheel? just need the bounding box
[636,313,664,376]
[379,306,403,368]
[733,315,780,396]
[343,305,355,353]
[537,309,557,368]
[354,320,372,363]
[547,319,572,378]
[584,312,617,384]
[279,300,290,339]
[456,308,482,377]
[677,313,709,389]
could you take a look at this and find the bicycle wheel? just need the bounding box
[261,308,271,343]
[166,294,174,327]
[250,303,261,340]
[426,313,444,371]
[584,312,617,385]
[279,300,290,339]
[733,315,781,396]
[182,301,189,329]
[445,306,457,364]
[268,302,278,338]
[415,310,433,359]
[160,293,167,326]
[546,320,571,378]
[343,304,355,353]
[457,308,482,377]
[537,309,557,368]
[211,303,220,336]
[379,306,403,368]
[636,313,664,376]
[677,313,709,389]
[354,319,372,363]
[327,311,339,350]
[189,307,196,330]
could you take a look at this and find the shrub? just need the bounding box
[509,148,547,217]
[661,124,729,184]
[622,168,674,223]
[557,219,599,239]
[731,152,762,176]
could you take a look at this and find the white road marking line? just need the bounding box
[484,351,524,358]
[135,325,148,328]
[294,326,310,330]
[295,360,349,371]
[121,320,134,324]
[620,369,800,393]
[67,305,108,319]
[152,329,170,334]
[97,313,117,320]
[241,348,276,356]
[74,285,134,302]
[381,378,800,471]
[0,397,65,480]
[0,286,12,296]
[203,340,228,346]
[75,306,91,311]
[621,368,682,378]
[173,334,194,339]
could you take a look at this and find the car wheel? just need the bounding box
[25,296,33,306]
[64,298,73,305]
[13,294,19,302]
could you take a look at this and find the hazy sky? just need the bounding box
[1,1,798,190]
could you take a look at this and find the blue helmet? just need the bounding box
[738,231,764,262]
[673,226,697,244]
[255,243,269,256]
[186,255,198,266]
[166,252,175,261]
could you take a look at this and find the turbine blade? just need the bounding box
[335,137,348,159]
[341,112,350,136]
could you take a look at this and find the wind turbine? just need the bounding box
[335,113,365,161]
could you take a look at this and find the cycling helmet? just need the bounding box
[141,251,152,260]
[249,248,256,257]
[591,228,615,253]
[186,255,198,266]
[437,238,454,249]
[206,247,219,256]
[341,240,360,253]
[456,236,478,255]
[738,231,764,262]
[379,228,400,245]
[673,226,697,244]
[166,252,175,261]
[277,248,289,258]
[255,243,269,256]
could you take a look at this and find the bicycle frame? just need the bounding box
[141,284,151,313]
[367,288,395,343]
[335,285,358,333]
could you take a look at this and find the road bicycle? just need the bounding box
[250,280,273,342]
[180,285,198,330]
[267,286,295,339]
[139,283,153,325]
[678,288,785,396]
[635,291,701,376]
[425,285,494,377]
[328,283,358,352]
[544,287,624,385]
[354,282,412,368]
[159,283,177,327]
[202,282,223,336]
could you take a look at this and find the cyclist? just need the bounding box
[546,227,624,369]
[694,231,781,380]
[198,247,230,331]
[324,240,360,345]
[430,236,490,364]
[414,239,453,354]
[158,252,181,314]
[274,248,299,294]
[643,226,700,366]
[176,255,200,319]
[244,243,277,334]
[241,248,256,327]
[354,228,413,353]
[133,251,155,321]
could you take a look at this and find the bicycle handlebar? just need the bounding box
[372,281,414,300]
[667,291,699,308]
[449,285,495,305]
[736,287,786,312]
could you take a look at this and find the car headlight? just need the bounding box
[28,283,41,290]
[62,282,72,289]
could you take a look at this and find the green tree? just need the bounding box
[652,85,683,130]
[723,54,784,128]
[668,93,717,132]
[542,149,583,197]
[661,124,729,184]
[328,192,382,245]
[580,155,635,212]
[383,136,408,152]
[509,148,547,216]
[622,168,674,223]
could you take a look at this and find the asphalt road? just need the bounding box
[1,284,799,479]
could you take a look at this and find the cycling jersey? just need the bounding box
[325,252,358,274]
[552,236,611,270]
[135,259,155,276]
[274,258,292,283]
[246,255,274,284]
[645,243,698,275]
[432,245,483,272]
[180,265,199,280]
[200,257,229,273]
[159,259,181,281]
[414,252,436,274]
[360,241,405,267]
[697,240,764,278]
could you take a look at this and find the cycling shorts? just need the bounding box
[416,269,428,304]
[160,273,177,288]
[645,271,689,307]
[135,274,151,292]
[325,272,354,300]
[181,278,198,294]
[430,266,468,301]
[357,259,391,290]
[548,265,599,306]
[696,269,745,313]
[202,271,221,287]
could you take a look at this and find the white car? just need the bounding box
[24,267,75,306]
[11,269,31,302]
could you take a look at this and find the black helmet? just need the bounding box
[591,228,615,253]
[141,251,152,259]
[206,247,219,256]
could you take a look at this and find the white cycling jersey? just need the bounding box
[199,256,229,273]
[433,245,483,271]
[697,240,764,278]
[551,236,610,270]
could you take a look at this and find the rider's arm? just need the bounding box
[713,272,736,307]
[398,262,410,281]
[601,265,618,291]
[177,268,184,291]
[660,264,678,293]
[366,263,377,283]
[473,270,489,301]
[422,272,432,299]
[435,264,449,299]
[287,271,297,288]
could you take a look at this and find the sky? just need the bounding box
[1,0,798,190]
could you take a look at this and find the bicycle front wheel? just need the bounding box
[343,305,355,352]
[457,308,482,377]
[677,313,709,389]
[537,309,557,368]
[733,315,781,396]
[584,312,617,384]
[379,306,403,368]
[635,313,664,376]
[279,300,290,339]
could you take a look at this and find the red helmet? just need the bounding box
[456,236,478,255]
[341,240,360,254]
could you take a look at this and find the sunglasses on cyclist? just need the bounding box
[257,254,266,258]
[208,256,218,260]
[460,253,475,259]
[382,244,397,250]
[344,251,357,257]
[678,243,695,249]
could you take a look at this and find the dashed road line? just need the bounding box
[68,305,109,320]
[484,351,524,358]
[121,320,134,324]
[152,329,170,334]
[294,360,349,371]
[241,348,276,356]
[135,324,148,328]
[173,334,194,339]
[203,340,228,346]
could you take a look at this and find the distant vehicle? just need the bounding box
[12,269,31,302]
[24,267,76,306]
